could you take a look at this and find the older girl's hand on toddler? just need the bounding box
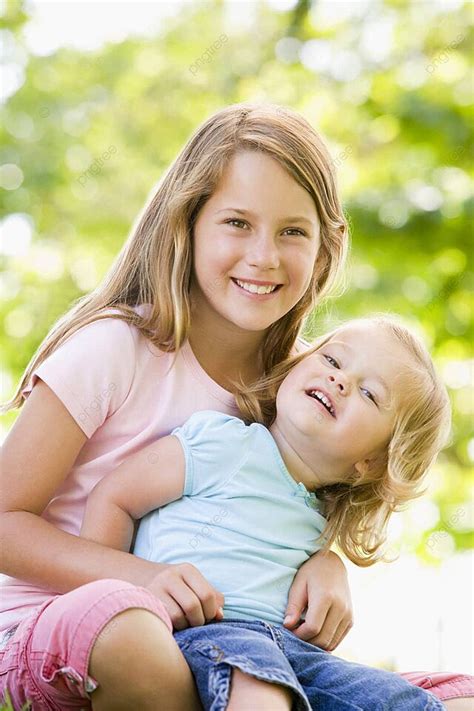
[283,550,353,651]
[146,562,225,631]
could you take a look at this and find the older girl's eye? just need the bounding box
[225,220,306,236]
[225,218,248,229]
[361,387,377,405]
[284,228,307,236]
[324,354,339,368]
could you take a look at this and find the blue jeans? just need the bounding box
[174,619,445,711]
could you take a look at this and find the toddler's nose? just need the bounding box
[327,373,351,394]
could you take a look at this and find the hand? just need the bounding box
[283,550,353,651]
[146,563,225,631]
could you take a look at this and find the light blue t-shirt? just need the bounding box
[133,410,327,625]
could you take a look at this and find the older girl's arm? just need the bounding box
[0,379,165,591]
[284,550,353,651]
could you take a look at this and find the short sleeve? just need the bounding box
[21,317,135,438]
[171,411,250,497]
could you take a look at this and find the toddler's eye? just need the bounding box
[323,354,339,368]
[361,387,377,405]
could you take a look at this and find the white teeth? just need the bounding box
[235,279,277,295]
[309,390,335,415]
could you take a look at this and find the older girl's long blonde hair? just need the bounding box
[234,315,451,567]
[3,102,348,413]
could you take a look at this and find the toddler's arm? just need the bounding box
[1,380,224,629]
[81,434,185,551]
[80,425,226,625]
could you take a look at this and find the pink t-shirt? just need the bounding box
[0,304,248,632]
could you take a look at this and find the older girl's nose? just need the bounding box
[246,233,280,270]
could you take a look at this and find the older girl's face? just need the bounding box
[190,151,321,335]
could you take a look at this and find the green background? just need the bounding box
[1,0,472,563]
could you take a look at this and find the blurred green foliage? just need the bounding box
[1,0,472,561]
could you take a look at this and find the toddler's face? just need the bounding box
[272,322,414,488]
[190,150,321,336]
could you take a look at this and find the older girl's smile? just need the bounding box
[190,150,321,337]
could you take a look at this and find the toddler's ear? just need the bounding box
[354,458,370,477]
[354,457,377,478]
[354,451,386,480]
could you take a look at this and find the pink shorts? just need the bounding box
[399,671,474,701]
[0,578,173,710]
[1,580,473,709]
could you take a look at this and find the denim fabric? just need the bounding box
[174,619,445,711]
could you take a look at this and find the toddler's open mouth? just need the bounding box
[306,389,336,418]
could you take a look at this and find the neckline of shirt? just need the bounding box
[255,422,317,502]
[180,339,237,408]
[132,303,235,407]
[131,303,309,410]
[180,335,310,409]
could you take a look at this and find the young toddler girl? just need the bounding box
[80,315,452,710]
